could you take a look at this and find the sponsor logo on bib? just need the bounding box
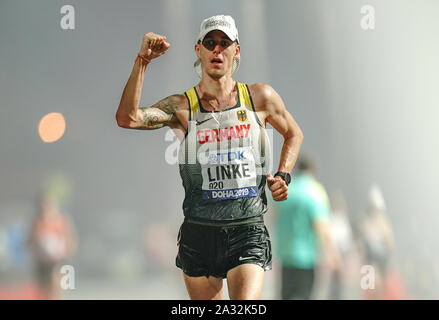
[201,147,258,200]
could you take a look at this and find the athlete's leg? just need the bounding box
[182,272,224,300]
[226,263,264,300]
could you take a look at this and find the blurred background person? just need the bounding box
[326,191,355,300]
[357,184,395,300]
[0,218,35,299]
[273,154,342,300]
[27,193,78,300]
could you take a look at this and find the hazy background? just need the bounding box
[0,0,438,299]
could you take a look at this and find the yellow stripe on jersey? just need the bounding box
[237,82,253,108]
[184,87,200,118]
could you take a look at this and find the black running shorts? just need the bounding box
[175,217,272,279]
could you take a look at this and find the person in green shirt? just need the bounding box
[274,154,341,299]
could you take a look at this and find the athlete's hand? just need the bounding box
[266,173,289,201]
[139,32,170,61]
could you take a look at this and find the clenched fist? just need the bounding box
[266,173,289,201]
[138,32,170,61]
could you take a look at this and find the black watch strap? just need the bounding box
[274,172,291,185]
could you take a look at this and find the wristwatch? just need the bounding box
[274,172,291,185]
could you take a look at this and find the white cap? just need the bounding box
[197,15,240,44]
[194,15,240,78]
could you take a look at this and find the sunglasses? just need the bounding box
[200,38,236,51]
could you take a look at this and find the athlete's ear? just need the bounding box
[234,44,240,59]
[195,43,201,59]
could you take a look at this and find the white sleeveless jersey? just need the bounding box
[178,82,272,221]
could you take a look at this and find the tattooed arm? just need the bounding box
[118,93,186,130]
[116,32,187,130]
[115,53,186,130]
[136,97,178,130]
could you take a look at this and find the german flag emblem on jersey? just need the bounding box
[237,110,247,122]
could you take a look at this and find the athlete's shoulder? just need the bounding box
[167,93,188,109]
[247,83,279,104]
[155,93,189,131]
[158,92,188,113]
[247,83,276,95]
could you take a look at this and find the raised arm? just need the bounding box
[116,32,186,130]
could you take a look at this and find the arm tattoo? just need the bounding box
[155,95,178,114]
[140,108,165,129]
[139,95,180,129]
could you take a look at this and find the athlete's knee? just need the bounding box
[226,264,264,300]
[183,273,224,300]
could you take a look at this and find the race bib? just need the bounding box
[200,147,258,200]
